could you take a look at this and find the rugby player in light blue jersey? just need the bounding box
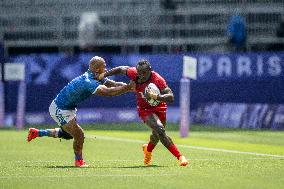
[27,56,135,167]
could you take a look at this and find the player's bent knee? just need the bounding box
[58,127,73,140]
[155,126,166,136]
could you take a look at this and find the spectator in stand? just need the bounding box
[227,14,247,52]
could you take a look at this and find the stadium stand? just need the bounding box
[0,0,283,53]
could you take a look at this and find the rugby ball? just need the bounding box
[144,83,161,106]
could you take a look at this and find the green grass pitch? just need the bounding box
[0,123,284,189]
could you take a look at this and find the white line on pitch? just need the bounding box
[88,135,284,158]
[179,144,284,158]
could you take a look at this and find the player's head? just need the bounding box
[136,59,152,82]
[89,56,106,74]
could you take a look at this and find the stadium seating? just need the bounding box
[0,0,283,52]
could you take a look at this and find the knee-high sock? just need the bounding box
[168,144,182,159]
[147,142,156,152]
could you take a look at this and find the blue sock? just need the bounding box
[38,130,50,137]
[75,153,83,160]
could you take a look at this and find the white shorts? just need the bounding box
[49,101,77,126]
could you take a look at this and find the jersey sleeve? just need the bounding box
[100,77,109,85]
[155,74,167,91]
[126,67,137,80]
[88,80,101,94]
[90,77,110,94]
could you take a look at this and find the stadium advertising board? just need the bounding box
[197,53,284,81]
[112,52,284,82]
[192,103,284,130]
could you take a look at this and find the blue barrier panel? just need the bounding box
[6,52,284,113]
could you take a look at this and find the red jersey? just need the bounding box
[126,67,168,110]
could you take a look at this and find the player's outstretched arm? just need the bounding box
[98,66,129,80]
[104,79,127,87]
[94,81,135,96]
[145,87,174,103]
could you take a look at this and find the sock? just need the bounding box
[75,153,83,161]
[168,144,182,160]
[54,128,62,138]
[38,129,61,138]
[38,129,51,137]
[147,142,156,152]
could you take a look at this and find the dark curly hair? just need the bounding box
[137,59,151,70]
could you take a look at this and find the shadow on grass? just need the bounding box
[110,165,167,169]
[44,164,166,169]
[46,165,90,169]
[24,165,86,169]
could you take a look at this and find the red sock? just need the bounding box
[168,144,182,160]
[147,142,156,152]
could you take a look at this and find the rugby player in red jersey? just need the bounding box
[99,59,189,166]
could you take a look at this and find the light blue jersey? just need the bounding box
[54,70,107,110]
